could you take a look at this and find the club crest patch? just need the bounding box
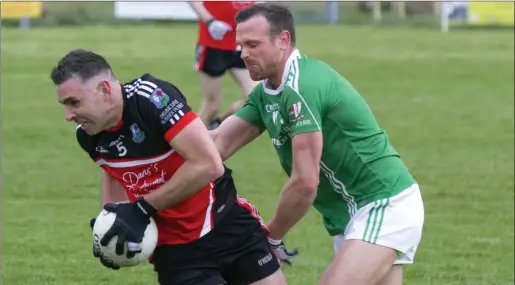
[150,88,170,109]
[288,101,303,122]
[130,123,145,143]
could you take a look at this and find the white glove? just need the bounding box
[206,19,232,41]
[268,237,299,266]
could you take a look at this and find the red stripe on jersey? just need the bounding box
[154,183,215,245]
[100,150,216,245]
[235,195,268,232]
[164,111,197,143]
[107,119,124,132]
[195,45,207,72]
[209,185,216,232]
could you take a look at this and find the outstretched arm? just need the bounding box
[267,131,322,240]
[211,115,262,161]
[211,91,265,161]
[266,86,325,240]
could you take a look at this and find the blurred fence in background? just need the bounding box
[1,1,513,31]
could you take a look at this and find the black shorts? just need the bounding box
[194,44,247,77]
[151,200,280,285]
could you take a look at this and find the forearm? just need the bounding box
[101,174,128,208]
[212,132,233,161]
[267,178,317,240]
[189,2,213,22]
[211,116,262,161]
[209,129,226,160]
[213,136,246,162]
[144,160,222,211]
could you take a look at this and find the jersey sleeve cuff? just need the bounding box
[292,127,322,137]
[234,113,264,130]
[164,111,197,142]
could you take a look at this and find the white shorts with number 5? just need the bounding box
[333,183,425,264]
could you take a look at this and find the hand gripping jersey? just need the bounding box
[235,49,417,236]
[77,74,236,246]
[197,1,255,50]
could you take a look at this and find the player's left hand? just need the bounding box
[90,218,121,270]
[268,238,299,266]
[206,19,232,41]
[100,198,157,258]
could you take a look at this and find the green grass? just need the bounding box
[2,23,514,285]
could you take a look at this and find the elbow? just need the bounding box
[203,155,225,182]
[214,142,229,162]
[295,176,319,201]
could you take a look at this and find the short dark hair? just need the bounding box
[50,49,113,85]
[235,3,296,46]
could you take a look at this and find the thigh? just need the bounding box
[154,257,226,285]
[318,239,397,285]
[249,269,287,285]
[199,72,223,99]
[195,45,230,77]
[344,184,425,265]
[228,233,281,285]
[228,50,247,69]
[218,198,281,285]
[378,265,403,285]
[330,238,404,285]
[229,67,258,96]
[332,234,344,254]
[158,270,227,285]
[150,226,230,285]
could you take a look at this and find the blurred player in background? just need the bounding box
[190,1,258,130]
[50,49,287,285]
[212,3,425,285]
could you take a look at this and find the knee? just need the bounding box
[202,88,222,104]
[376,265,403,285]
[200,74,223,104]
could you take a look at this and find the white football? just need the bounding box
[92,207,159,267]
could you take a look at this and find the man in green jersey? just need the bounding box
[211,3,425,285]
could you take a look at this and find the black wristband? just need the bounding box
[204,18,214,26]
[136,197,158,217]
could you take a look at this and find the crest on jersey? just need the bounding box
[288,101,303,122]
[150,88,170,109]
[130,123,145,143]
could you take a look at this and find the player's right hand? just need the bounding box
[89,218,120,270]
[100,198,156,257]
[268,238,299,266]
[206,19,232,41]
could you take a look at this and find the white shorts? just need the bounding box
[333,184,424,265]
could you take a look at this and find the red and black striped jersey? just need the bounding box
[76,73,236,246]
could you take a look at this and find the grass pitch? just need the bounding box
[1,23,513,285]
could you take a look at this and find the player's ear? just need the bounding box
[98,80,112,102]
[279,30,290,50]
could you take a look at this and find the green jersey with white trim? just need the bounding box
[235,49,416,236]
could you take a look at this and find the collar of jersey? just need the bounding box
[262,48,301,96]
[107,119,124,132]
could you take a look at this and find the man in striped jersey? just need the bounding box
[51,49,287,285]
[212,4,425,285]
